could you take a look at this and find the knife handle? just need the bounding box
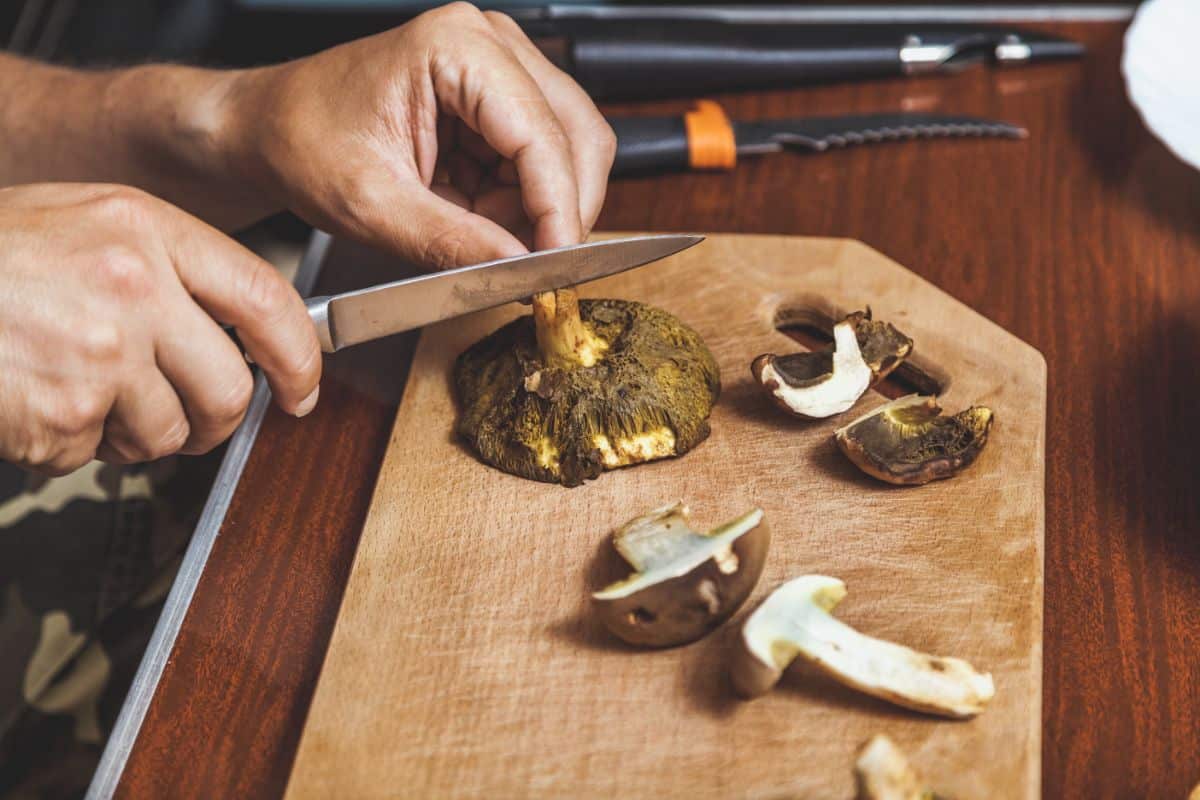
[570,27,903,100]
[609,101,737,178]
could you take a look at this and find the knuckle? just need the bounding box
[76,321,124,363]
[331,174,392,233]
[145,418,190,461]
[596,120,618,160]
[88,186,152,226]
[202,369,254,429]
[56,390,107,437]
[419,227,471,270]
[433,2,484,25]
[93,244,154,300]
[18,434,56,470]
[241,262,292,323]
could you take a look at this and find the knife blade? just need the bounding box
[304,234,703,352]
[608,102,1026,177]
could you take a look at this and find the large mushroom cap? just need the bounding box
[834,394,994,485]
[751,310,913,420]
[455,299,719,486]
[593,503,769,647]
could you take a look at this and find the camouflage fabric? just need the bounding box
[0,453,221,800]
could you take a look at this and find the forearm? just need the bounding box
[0,54,277,229]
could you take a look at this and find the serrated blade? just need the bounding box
[734,113,1027,155]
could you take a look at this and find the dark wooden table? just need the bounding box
[116,20,1200,800]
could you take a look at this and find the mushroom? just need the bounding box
[730,575,994,718]
[592,502,769,647]
[751,310,913,420]
[455,289,719,486]
[854,735,937,800]
[835,394,994,485]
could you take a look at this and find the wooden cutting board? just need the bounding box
[286,234,1046,799]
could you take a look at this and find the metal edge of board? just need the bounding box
[85,230,333,800]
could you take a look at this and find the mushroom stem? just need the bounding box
[532,288,606,368]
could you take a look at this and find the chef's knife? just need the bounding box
[302,234,702,352]
[609,101,1026,177]
[523,20,1084,100]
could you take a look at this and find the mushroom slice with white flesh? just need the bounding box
[854,735,937,800]
[751,310,913,420]
[593,503,769,647]
[730,575,994,718]
[835,394,994,485]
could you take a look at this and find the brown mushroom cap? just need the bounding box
[751,309,913,420]
[834,394,994,485]
[455,299,719,486]
[593,503,769,648]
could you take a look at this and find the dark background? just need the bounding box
[3,1,1137,67]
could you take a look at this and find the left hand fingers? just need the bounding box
[482,11,617,234]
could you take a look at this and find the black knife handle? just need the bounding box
[609,102,737,178]
[572,27,901,100]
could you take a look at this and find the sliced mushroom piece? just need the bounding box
[730,575,994,718]
[835,394,994,485]
[854,735,937,800]
[593,503,769,647]
[751,310,913,420]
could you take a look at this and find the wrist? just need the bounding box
[104,63,283,227]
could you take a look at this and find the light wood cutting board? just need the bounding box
[286,235,1046,800]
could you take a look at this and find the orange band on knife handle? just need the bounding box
[683,100,737,171]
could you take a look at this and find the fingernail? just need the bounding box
[295,386,320,418]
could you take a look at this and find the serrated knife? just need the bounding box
[608,101,1027,177]
[302,234,702,352]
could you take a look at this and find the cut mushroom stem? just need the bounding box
[731,575,994,718]
[532,288,607,368]
[854,735,937,800]
[835,394,994,485]
[593,503,769,647]
[751,309,913,420]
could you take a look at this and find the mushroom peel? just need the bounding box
[835,394,994,485]
[730,575,994,718]
[751,310,913,420]
[854,735,937,800]
[455,293,719,487]
[592,503,769,647]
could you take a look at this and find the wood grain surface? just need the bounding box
[117,20,1200,800]
[284,235,1047,799]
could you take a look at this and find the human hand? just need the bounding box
[0,184,321,474]
[221,3,616,268]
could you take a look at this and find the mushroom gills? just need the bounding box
[835,394,994,485]
[752,310,913,420]
[592,503,769,647]
[732,575,994,718]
